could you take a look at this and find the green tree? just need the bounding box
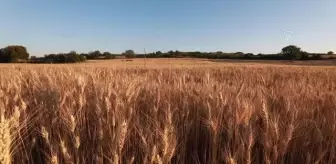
[236,52,245,56]
[123,50,136,58]
[43,50,86,63]
[244,53,254,58]
[216,51,223,55]
[86,50,102,59]
[328,51,334,55]
[103,52,115,59]
[103,52,112,56]
[67,51,79,63]
[10,51,20,62]
[0,45,30,63]
[79,55,87,62]
[167,50,174,57]
[91,50,101,56]
[281,45,302,60]
[299,51,309,60]
[0,49,3,59]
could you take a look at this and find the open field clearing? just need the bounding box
[60,58,336,67]
[1,59,336,163]
[1,58,335,68]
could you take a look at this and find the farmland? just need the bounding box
[1,59,336,163]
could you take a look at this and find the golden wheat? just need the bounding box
[0,61,335,163]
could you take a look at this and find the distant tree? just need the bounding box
[151,51,162,58]
[299,51,309,60]
[79,55,87,62]
[282,45,301,54]
[71,50,77,54]
[328,51,334,55]
[103,52,115,59]
[103,52,112,56]
[43,50,86,63]
[236,52,245,56]
[155,51,162,57]
[67,51,80,63]
[80,53,88,56]
[244,53,254,58]
[168,50,174,57]
[0,45,29,63]
[0,49,3,59]
[282,45,302,60]
[85,50,102,59]
[92,50,101,56]
[123,50,136,58]
[175,50,182,57]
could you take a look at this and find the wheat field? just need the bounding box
[1,59,336,164]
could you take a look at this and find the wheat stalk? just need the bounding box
[0,116,11,164]
[0,107,20,164]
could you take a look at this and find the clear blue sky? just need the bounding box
[1,0,335,56]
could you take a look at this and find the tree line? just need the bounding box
[0,45,334,63]
[77,50,136,60]
[38,51,87,63]
[139,45,334,60]
[34,49,136,63]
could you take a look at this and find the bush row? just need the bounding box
[1,45,334,63]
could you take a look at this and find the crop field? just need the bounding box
[1,59,336,164]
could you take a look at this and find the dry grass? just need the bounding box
[0,59,336,164]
